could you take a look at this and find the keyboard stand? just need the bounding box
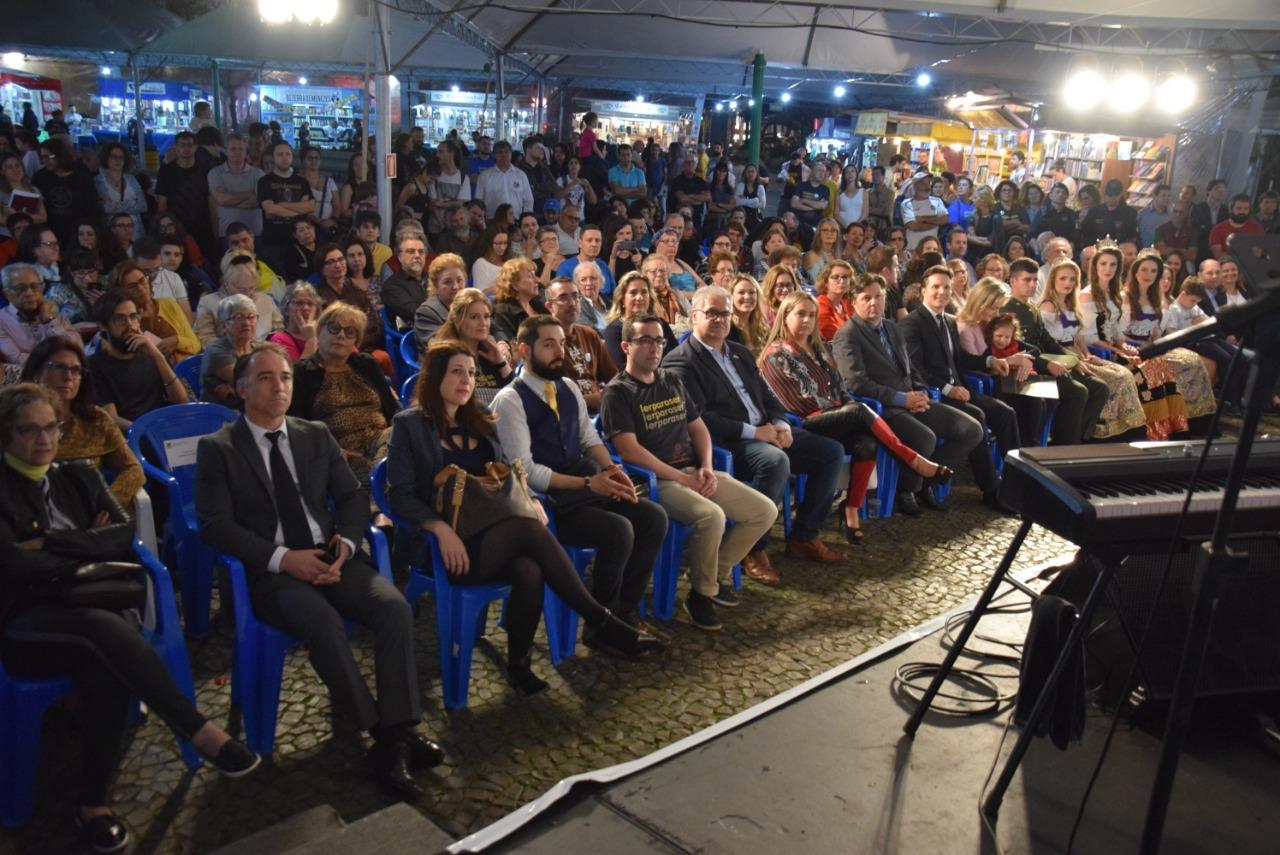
[902,517,1122,827]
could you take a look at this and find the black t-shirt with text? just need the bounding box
[600,368,699,469]
[88,349,168,423]
[257,172,311,246]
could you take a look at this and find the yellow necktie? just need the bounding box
[545,381,559,419]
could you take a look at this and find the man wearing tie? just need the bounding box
[195,342,441,800]
[492,315,669,643]
[830,274,985,517]
[900,266,1020,514]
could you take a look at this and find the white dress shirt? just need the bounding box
[491,370,602,492]
[244,416,352,573]
[475,164,534,218]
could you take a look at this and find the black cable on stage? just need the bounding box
[1063,342,1245,854]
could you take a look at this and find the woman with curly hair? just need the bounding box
[491,257,546,341]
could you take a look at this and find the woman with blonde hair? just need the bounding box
[758,291,950,543]
[602,271,676,369]
[760,264,799,327]
[802,217,841,284]
[491,257,545,341]
[814,260,855,341]
[1040,258,1145,438]
[729,273,769,357]
[435,288,514,405]
[956,279,1045,444]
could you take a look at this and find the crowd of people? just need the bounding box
[0,114,1273,852]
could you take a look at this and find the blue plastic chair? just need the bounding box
[963,371,1004,477]
[401,333,420,373]
[382,308,410,384]
[173,354,204,398]
[370,460,514,709]
[218,520,393,757]
[128,403,239,636]
[400,372,419,406]
[0,541,202,828]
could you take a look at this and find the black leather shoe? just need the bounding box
[922,464,954,490]
[76,812,129,853]
[401,731,445,770]
[917,488,948,512]
[369,739,424,801]
[506,654,550,696]
[895,491,922,517]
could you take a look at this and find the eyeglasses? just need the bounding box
[43,362,83,377]
[39,239,59,248]
[325,322,360,339]
[324,257,346,265]
[13,421,64,440]
[9,281,43,294]
[229,313,259,324]
[628,336,664,348]
[110,311,142,324]
[696,308,732,321]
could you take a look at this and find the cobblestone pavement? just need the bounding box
[24,398,1280,855]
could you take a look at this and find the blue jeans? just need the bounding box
[726,428,845,546]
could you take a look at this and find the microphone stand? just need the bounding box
[1137,235,1280,853]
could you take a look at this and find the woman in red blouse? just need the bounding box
[815,260,856,341]
[759,291,951,542]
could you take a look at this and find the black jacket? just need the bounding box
[899,307,989,390]
[384,406,505,532]
[661,334,786,444]
[288,351,399,423]
[491,296,546,343]
[0,460,133,625]
[381,272,427,329]
[195,416,365,579]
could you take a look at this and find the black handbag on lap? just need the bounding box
[61,562,149,612]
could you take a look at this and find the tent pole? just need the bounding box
[211,59,222,128]
[495,53,507,144]
[131,60,147,170]
[362,32,371,182]
[748,53,765,167]
[375,0,393,232]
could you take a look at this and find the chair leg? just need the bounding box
[154,639,203,769]
[448,596,486,710]
[1,689,62,828]
[244,632,289,757]
[178,538,214,637]
[781,480,794,541]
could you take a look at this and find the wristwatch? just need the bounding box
[583,475,591,489]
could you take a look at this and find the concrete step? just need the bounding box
[284,802,454,855]
[207,804,344,855]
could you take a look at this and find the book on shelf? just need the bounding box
[1117,139,1133,160]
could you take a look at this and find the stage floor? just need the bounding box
[480,578,1280,855]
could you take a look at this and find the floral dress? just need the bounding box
[1043,307,1146,439]
[1121,301,1215,420]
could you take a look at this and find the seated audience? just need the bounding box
[201,294,262,407]
[49,247,103,326]
[728,273,768,357]
[543,276,616,413]
[815,261,855,342]
[1,262,76,379]
[288,301,398,484]
[642,254,690,330]
[491,258,546,341]
[382,232,430,331]
[603,271,678,371]
[493,316,669,634]
[269,282,322,361]
[573,259,612,333]
[387,340,662,691]
[760,264,799,327]
[109,261,200,363]
[195,343,440,801]
[665,286,846,581]
[413,252,467,352]
[602,312,776,631]
[0,384,259,853]
[195,258,282,346]
[434,288,514,405]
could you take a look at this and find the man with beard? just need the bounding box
[380,233,430,329]
[1208,194,1263,259]
[493,316,669,639]
[412,253,468,349]
[433,206,475,262]
[87,289,188,430]
[543,275,616,412]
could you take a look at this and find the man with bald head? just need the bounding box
[545,275,616,412]
[1037,236,1073,294]
[1196,257,1225,316]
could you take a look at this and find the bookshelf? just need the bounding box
[1033,132,1175,208]
[969,150,1006,188]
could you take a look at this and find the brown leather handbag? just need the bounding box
[433,459,539,540]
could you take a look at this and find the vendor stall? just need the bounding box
[409,88,535,146]
[0,71,63,127]
[259,83,367,150]
[854,111,970,176]
[95,78,207,154]
[573,99,691,148]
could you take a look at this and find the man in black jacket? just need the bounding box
[900,266,1019,513]
[1002,259,1108,444]
[831,275,982,517]
[663,286,845,582]
[379,233,429,330]
[195,343,441,800]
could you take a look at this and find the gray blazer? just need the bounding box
[830,315,923,414]
[195,416,366,579]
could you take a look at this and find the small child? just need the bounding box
[1163,280,1242,405]
[983,313,1038,380]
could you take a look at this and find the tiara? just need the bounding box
[1093,236,1119,252]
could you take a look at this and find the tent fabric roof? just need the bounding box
[3,0,180,56]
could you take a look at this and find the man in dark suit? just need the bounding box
[195,343,441,800]
[830,274,984,517]
[1004,259,1108,444]
[664,286,845,581]
[900,265,1019,514]
[1189,178,1229,263]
